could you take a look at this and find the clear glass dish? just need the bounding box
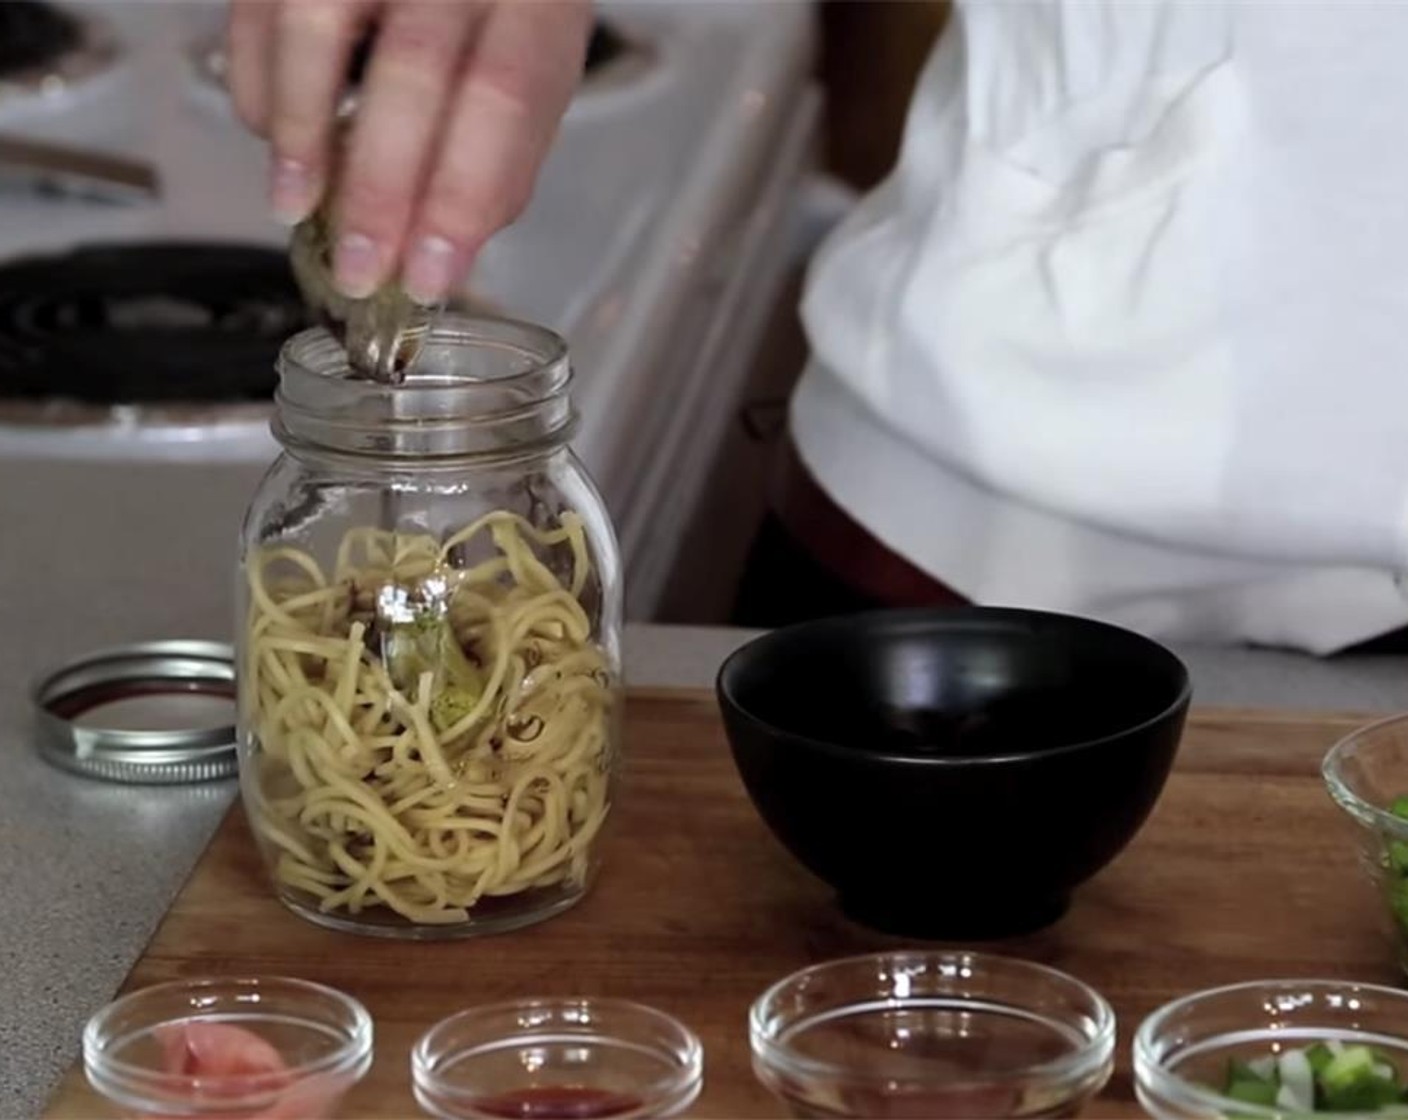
[236,315,623,939]
[83,976,372,1119]
[411,998,703,1119]
[1324,713,1408,975]
[749,950,1115,1118]
[1134,978,1408,1119]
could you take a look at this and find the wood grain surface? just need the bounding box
[46,691,1402,1118]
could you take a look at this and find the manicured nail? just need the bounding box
[333,231,382,299]
[402,236,458,305]
[269,157,318,225]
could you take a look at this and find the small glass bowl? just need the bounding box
[1324,713,1408,975]
[749,951,1115,1118]
[83,976,373,1118]
[1134,978,1408,1119]
[411,998,703,1119]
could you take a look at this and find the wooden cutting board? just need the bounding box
[45,690,1402,1118]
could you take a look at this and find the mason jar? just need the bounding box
[236,315,623,938]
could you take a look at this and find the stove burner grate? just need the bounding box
[0,244,310,406]
[0,0,117,99]
[585,23,630,75]
[0,0,81,76]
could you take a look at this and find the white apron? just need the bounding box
[793,0,1408,653]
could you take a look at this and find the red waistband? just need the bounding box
[772,441,969,609]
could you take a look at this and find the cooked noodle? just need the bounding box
[241,511,615,926]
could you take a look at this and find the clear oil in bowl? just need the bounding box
[765,1000,1098,1119]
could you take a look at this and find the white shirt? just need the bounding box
[792,0,1408,654]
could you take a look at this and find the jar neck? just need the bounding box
[273,315,576,461]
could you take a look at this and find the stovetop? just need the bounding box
[0,1,810,292]
[0,3,675,414]
[0,0,816,490]
[0,244,306,406]
[0,0,118,103]
[0,0,82,75]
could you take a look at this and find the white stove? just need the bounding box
[0,0,828,620]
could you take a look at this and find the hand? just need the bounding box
[226,0,591,304]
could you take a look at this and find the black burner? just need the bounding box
[0,244,310,405]
[585,22,629,74]
[0,0,82,76]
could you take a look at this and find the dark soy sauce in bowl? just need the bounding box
[467,1086,645,1119]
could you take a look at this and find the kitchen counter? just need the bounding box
[6,618,1408,1114]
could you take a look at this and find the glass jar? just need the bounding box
[236,314,622,938]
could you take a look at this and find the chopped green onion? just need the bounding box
[1390,839,1408,877]
[1307,1044,1336,1078]
[1279,1050,1315,1113]
[1226,1057,1278,1107]
[1392,880,1408,932]
[1249,1056,1278,1081]
[1216,1044,1408,1115]
[1322,1046,1402,1112]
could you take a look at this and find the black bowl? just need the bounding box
[716,607,1190,938]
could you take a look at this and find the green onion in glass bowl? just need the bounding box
[1135,980,1408,1119]
[1323,714,1408,976]
[1219,1042,1407,1113]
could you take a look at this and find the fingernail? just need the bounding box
[402,236,458,305]
[269,157,317,225]
[333,232,382,299]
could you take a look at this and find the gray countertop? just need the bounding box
[7,581,1408,1115]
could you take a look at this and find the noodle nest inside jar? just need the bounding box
[241,509,616,933]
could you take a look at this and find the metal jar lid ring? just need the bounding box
[32,640,238,785]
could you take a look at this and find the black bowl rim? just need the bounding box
[716,606,1192,768]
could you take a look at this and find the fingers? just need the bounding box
[226,0,589,306]
[399,0,591,305]
[267,0,372,225]
[225,0,276,136]
[331,1,480,298]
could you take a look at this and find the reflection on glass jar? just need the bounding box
[236,315,623,938]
